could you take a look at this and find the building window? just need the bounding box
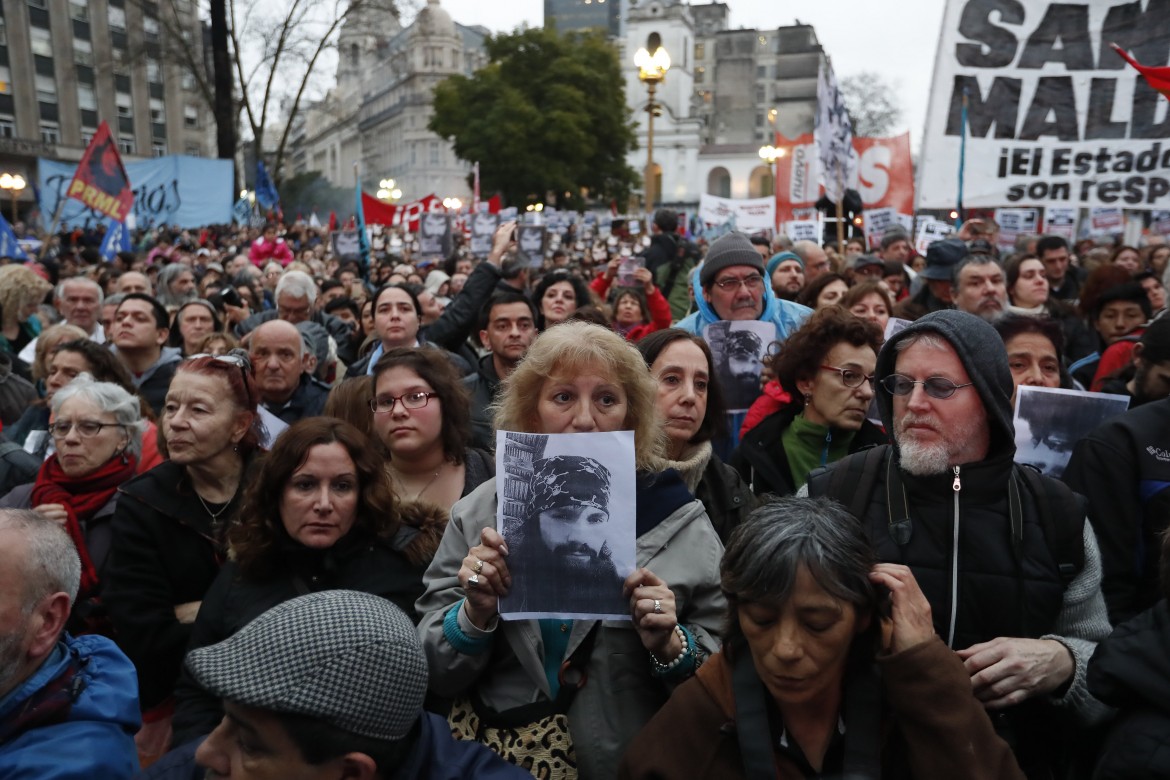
[185,143,201,156]
[184,105,198,128]
[756,85,765,103]
[694,42,704,60]
[118,135,135,154]
[143,15,159,42]
[116,93,132,117]
[74,38,94,65]
[81,129,94,145]
[757,65,767,79]
[152,142,166,157]
[146,58,161,82]
[28,0,48,8]
[0,117,14,138]
[40,122,60,144]
[0,18,7,46]
[181,72,196,90]
[36,74,56,103]
[695,66,704,83]
[0,67,9,95]
[69,0,87,20]
[149,97,164,122]
[77,83,97,111]
[108,6,126,32]
[30,27,52,57]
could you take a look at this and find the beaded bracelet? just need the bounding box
[650,624,693,676]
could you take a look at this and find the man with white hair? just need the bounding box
[249,319,330,424]
[19,277,106,364]
[0,510,140,777]
[235,270,357,363]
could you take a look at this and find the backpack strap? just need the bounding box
[813,444,890,521]
[1015,464,1085,585]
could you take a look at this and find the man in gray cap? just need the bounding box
[893,238,966,321]
[143,590,527,779]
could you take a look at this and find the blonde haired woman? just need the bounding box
[417,321,725,779]
[0,264,53,377]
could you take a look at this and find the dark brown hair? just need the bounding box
[324,376,375,440]
[370,347,472,464]
[636,328,728,444]
[229,418,397,579]
[772,307,882,412]
[795,272,847,309]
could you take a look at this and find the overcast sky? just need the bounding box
[436,0,945,143]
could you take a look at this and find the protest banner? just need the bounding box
[863,206,898,249]
[698,194,775,234]
[1153,210,1170,236]
[1090,206,1126,236]
[785,220,820,243]
[774,132,915,224]
[915,218,953,255]
[1043,206,1079,240]
[994,207,1040,252]
[919,0,1170,210]
[1014,386,1129,478]
[331,230,361,260]
[40,154,232,229]
[358,192,442,232]
[418,212,452,257]
[64,121,133,221]
[470,212,500,255]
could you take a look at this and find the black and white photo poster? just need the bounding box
[704,320,773,413]
[495,430,636,620]
[469,212,500,256]
[1013,386,1129,478]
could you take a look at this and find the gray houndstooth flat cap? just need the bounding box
[186,590,428,742]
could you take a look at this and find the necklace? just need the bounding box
[391,461,445,502]
[194,491,231,521]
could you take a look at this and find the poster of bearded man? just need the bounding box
[495,430,636,620]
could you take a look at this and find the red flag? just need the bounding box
[66,121,133,220]
[1112,43,1170,100]
[328,211,338,232]
[361,192,400,225]
[487,194,502,214]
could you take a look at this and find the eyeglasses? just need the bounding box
[48,420,126,440]
[712,274,764,292]
[880,374,974,399]
[187,352,251,382]
[369,391,437,414]
[820,365,875,389]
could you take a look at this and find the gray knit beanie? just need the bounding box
[699,232,766,287]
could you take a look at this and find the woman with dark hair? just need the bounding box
[532,269,594,330]
[637,328,755,543]
[1005,255,1052,315]
[620,497,1024,780]
[1110,245,1143,276]
[591,258,672,342]
[370,347,493,514]
[172,417,442,745]
[840,281,893,334]
[103,352,260,761]
[992,314,1071,401]
[795,272,849,310]
[346,284,470,377]
[731,307,887,497]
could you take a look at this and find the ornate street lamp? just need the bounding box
[635,35,670,212]
[0,173,26,225]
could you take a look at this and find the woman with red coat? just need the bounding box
[591,258,673,341]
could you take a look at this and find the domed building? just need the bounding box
[290,0,488,202]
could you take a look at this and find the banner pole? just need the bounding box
[957,86,968,226]
[38,199,67,262]
[835,197,845,257]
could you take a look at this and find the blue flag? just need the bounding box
[99,217,132,261]
[255,161,279,211]
[0,212,29,261]
[233,196,252,225]
[355,176,370,273]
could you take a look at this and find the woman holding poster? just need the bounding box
[416,322,725,780]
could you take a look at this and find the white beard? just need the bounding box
[897,438,952,475]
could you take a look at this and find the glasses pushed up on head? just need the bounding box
[369,391,437,415]
[48,420,126,440]
[819,365,875,389]
[880,374,974,399]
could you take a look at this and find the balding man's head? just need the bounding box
[250,320,306,405]
[116,271,152,296]
[0,510,80,697]
[792,241,831,282]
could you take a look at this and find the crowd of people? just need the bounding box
[1,207,1169,779]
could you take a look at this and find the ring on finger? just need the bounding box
[473,559,484,575]
[468,574,481,587]
[653,598,663,614]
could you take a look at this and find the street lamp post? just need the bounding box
[377,178,403,202]
[635,37,670,213]
[758,109,786,231]
[0,173,26,225]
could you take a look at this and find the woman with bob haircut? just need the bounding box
[531,269,595,331]
[620,497,1025,780]
[417,321,726,779]
[840,281,893,335]
[732,307,887,497]
[636,328,755,543]
[370,347,494,515]
[172,417,443,745]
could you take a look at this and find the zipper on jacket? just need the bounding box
[820,430,832,466]
[947,465,961,648]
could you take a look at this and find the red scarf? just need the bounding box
[31,454,138,598]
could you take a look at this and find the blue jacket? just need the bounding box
[674,264,812,340]
[0,633,140,779]
[135,712,531,780]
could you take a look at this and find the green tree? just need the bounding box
[429,27,638,210]
[840,71,902,137]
